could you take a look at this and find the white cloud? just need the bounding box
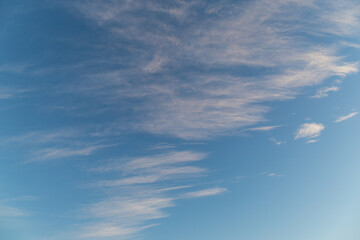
[342,41,360,49]
[261,172,283,177]
[2,129,114,162]
[78,223,153,239]
[306,139,319,143]
[70,0,358,140]
[182,187,227,198]
[270,138,286,145]
[334,112,358,123]
[78,150,222,239]
[295,123,325,139]
[247,125,280,131]
[29,144,111,162]
[92,151,206,173]
[148,143,176,151]
[96,166,206,187]
[311,86,339,98]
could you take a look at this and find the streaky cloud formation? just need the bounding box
[182,187,227,199]
[77,150,222,239]
[311,86,339,98]
[69,0,358,140]
[247,126,280,131]
[334,112,358,123]
[1,0,360,239]
[0,203,28,217]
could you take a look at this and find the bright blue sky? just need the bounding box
[1,0,360,239]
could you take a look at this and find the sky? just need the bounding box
[1,0,360,239]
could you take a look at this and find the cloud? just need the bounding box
[65,0,358,140]
[143,55,168,73]
[2,129,116,162]
[92,151,207,172]
[295,123,325,139]
[311,86,339,98]
[270,138,286,145]
[148,143,176,151]
[247,125,280,131]
[0,87,32,100]
[30,145,109,162]
[342,41,360,48]
[261,171,284,177]
[334,112,358,123]
[306,139,319,143]
[77,150,223,239]
[0,204,28,217]
[181,187,227,199]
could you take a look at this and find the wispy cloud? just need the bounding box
[3,129,114,162]
[30,145,109,162]
[77,150,224,239]
[0,87,32,100]
[181,187,227,199]
[334,112,358,123]
[311,86,339,98]
[306,139,319,144]
[270,138,286,145]
[261,172,284,177]
[0,204,28,217]
[64,0,358,140]
[148,143,176,151]
[267,173,284,177]
[295,123,325,140]
[143,55,168,73]
[247,125,280,131]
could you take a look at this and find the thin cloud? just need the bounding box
[2,129,115,162]
[0,87,32,100]
[143,55,168,73]
[29,144,111,162]
[247,125,280,131]
[295,123,325,139]
[311,86,339,98]
[270,138,286,145]
[0,204,28,217]
[69,0,358,140]
[334,112,358,123]
[181,187,227,199]
[78,150,222,239]
[267,173,284,177]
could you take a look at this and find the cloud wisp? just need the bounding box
[63,0,359,140]
[0,203,28,217]
[334,112,358,123]
[2,129,114,162]
[77,150,225,239]
[181,187,227,199]
[311,86,339,98]
[247,126,281,131]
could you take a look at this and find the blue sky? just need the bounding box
[1,0,360,239]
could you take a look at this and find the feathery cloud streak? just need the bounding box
[334,112,358,123]
[67,0,358,139]
[76,150,224,239]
